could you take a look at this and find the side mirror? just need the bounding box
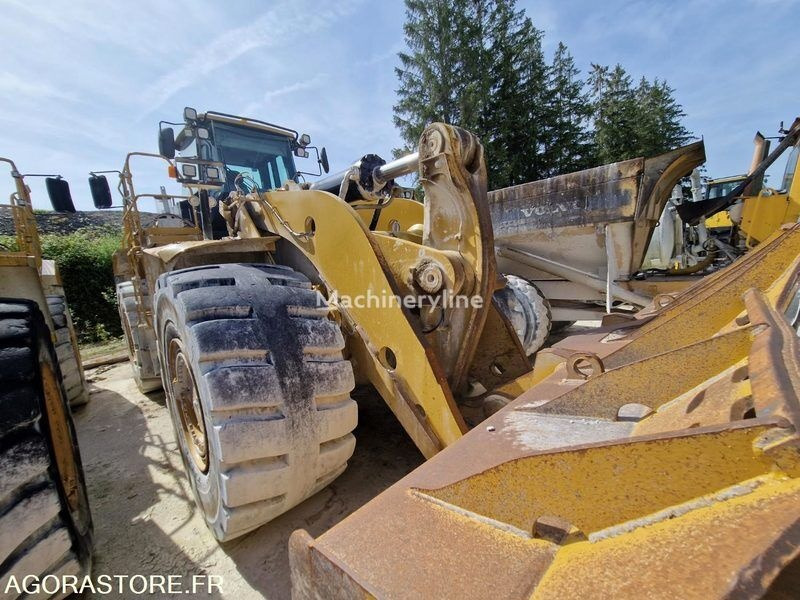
[88,175,113,209]
[159,127,176,159]
[320,147,329,174]
[45,177,75,213]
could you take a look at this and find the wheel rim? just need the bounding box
[120,309,136,361]
[167,338,208,473]
[41,362,81,513]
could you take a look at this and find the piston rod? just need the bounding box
[310,152,420,196]
[374,152,419,185]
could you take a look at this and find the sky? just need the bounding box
[0,0,797,210]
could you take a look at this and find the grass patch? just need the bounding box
[80,336,128,362]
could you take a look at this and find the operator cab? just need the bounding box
[158,107,328,193]
[705,175,748,201]
[157,107,329,238]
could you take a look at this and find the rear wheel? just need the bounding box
[0,299,93,598]
[46,295,88,407]
[155,264,357,541]
[495,275,552,355]
[117,280,162,393]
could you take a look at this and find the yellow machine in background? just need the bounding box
[704,175,746,229]
[0,158,88,407]
[680,117,800,248]
[0,158,93,595]
[739,139,800,246]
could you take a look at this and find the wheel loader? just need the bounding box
[90,108,555,541]
[684,118,800,249]
[0,162,89,408]
[0,158,93,596]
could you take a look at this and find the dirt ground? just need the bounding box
[72,363,424,599]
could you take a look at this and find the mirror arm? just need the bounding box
[20,173,62,179]
[311,146,323,176]
[307,146,323,177]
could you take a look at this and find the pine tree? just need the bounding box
[507,17,548,186]
[588,63,640,164]
[588,66,692,164]
[394,0,691,185]
[394,0,549,189]
[394,0,474,152]
[483,10,547,188]
[541,42,594,176]
[635,77,691,156]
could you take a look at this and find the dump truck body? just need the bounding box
[489,142,706,321]
[289,223,800,599]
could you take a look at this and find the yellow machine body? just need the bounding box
[114,126,530,458]
[739,148,800,246]
[0,157,88,406]
[289,224,800,599]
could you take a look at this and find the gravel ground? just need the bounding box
[72,363,423,599]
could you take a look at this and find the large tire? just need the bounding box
[117,281,162,393]
[46,296,88,408]
[495,275,552,355]
[0,300,93,598]
[154,264,357,541]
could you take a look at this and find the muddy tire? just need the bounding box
[495,275,552,355]
[46,296,88,408]
[154,264,357,541]
[117,281,162,393]
[0,300,93,598]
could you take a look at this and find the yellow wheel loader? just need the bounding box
[0,159,93,595]
[678,117,800,247]
[91,111,536,541]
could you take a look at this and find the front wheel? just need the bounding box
[155,264,357,541]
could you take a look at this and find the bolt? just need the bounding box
[415,261,445,293]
